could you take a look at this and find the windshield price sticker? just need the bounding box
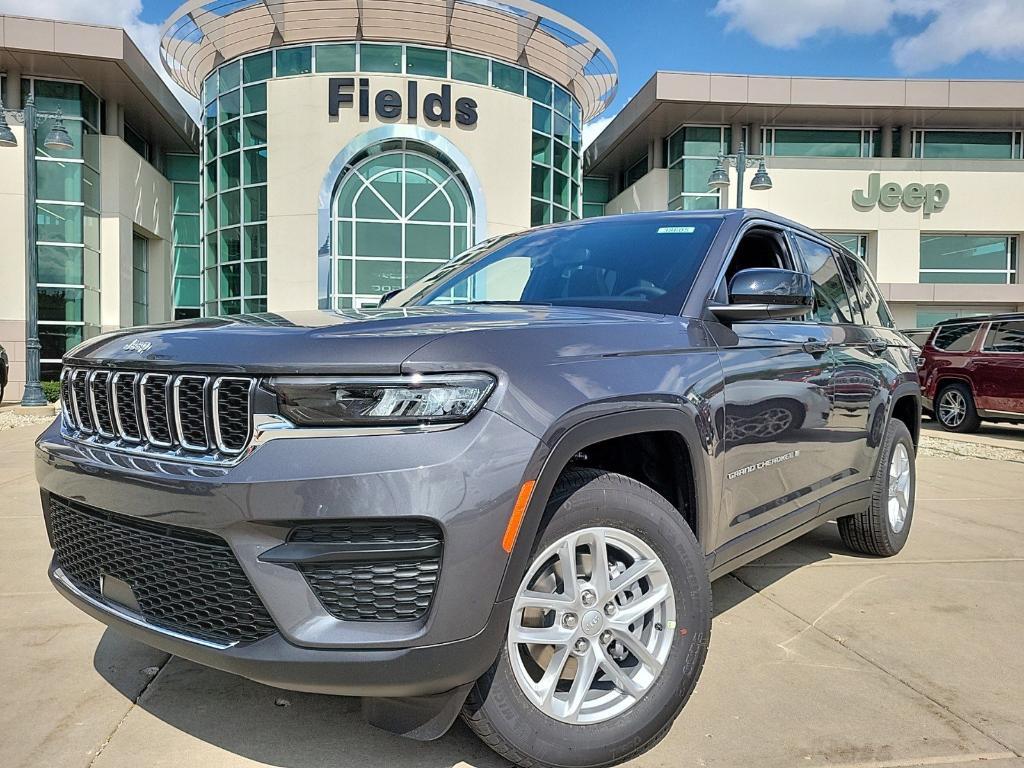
[657,226,696,234]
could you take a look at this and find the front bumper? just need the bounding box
[36,408,539,696]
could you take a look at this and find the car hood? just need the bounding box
[64,305,678,374]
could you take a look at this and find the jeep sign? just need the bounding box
[853,173,949,215]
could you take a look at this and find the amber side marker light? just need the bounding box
[502,480,536,553]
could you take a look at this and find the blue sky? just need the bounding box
[7,0,1024,126]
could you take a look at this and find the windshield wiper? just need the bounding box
[449,300,553,306]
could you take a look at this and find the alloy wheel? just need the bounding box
[938,389,966,428]
[888,442,911,533]
[507,527,675,724]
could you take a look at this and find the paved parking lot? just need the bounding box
[2,419,1023,768]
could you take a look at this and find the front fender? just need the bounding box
[496,404,719,602]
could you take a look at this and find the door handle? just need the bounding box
[802,340,832,355]
[867,338,888,354]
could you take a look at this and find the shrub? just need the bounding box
[41,380,62,403]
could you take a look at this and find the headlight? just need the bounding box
[268,373,496,427]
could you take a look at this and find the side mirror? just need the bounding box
[710,268,813,322]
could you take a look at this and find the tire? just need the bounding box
[838,419,916,557]
[462,469,712,768]
[935,382,981,433]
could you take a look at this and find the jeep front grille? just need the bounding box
[60,367,254,463]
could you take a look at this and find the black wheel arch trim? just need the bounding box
[886,380,923,446]
[496,403,716,603]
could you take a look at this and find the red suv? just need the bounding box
[919,313,1024,432]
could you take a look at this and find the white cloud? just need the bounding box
[583,116,614,149]
[713,0,1024,73]
[0,0,199,117]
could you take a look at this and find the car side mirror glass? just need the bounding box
[711,268,814,322]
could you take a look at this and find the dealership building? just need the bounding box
[2,1,1024,402]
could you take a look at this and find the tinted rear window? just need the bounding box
[984,320,1024,353]
[391,217,723,315]
[932,323,981,351]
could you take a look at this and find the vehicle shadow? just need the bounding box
[92,521,860,767]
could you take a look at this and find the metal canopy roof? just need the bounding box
[160,0,618,122]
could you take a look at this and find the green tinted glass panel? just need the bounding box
[173,277,200,307]
[921,131,1014,159]
[33,80,82,118]
[205,102,218,133]
[773,129,862,157]
[411,192,451,222]
[406,260,442,284]
[219,190,241,228]
[243,51,273,83]
[276,47,312,76]
[920,235,1011,271]
[243,84,267,114]
[205,238,218,268]
[444,179,468,222]
[553,172,570,208]
[451,52,488,84]
[205,204,217,234]
[204,72,218,105]
[243,260,267,295]
[682,195,720,211]
[527,73,552,105]
[39,325,83,359]
[173,184,200,213]
[533,104,552,133]
[356,186,398,220]
[174,246,200,275]
[244,224,267,260]
[165,154,200,182]
[34,120,82,161]
[220,263,241,297]
[553,86,572,117]
[583,202,605,218]
[361,44,402,73]
[406,224,450,258]
[37,245,83,285]
[682,158,717,194]
[243,114,267,147]
[219,89,241,122]
[406,47,447,77]
[404,174,436,214]
[492,61,524,94]
[244,185,267,222]
[552,206,571,223]
[220,299,241,314]
[371,171,403,212]
[38,286,83,321]
[316,43,356,72]
[36,161,81,202]
[219,229,242,262]
[355,222,401,257]
[205,161,217,197]
[531,199,551,226]
[532,133,552,164]
[219,61,241,92]
[336,259,353,293]
[244,149,267,184]
[531,164,551,198]
[219,152,241,189]
[336,221,353,256]
[553,141,570,175]
[920,271,1008,284]
[553,113,571,145]
[219,121,241,154]
[37,203,82,243]
[355,259,403,294]
[583,177,611,203]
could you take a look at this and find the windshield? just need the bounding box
[385,216,723,315]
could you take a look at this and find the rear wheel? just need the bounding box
[935,382,981,433]
[462,469,711,768]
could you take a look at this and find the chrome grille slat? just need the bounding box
[60,366,254,465]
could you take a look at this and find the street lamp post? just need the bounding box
[707,141,773,208]
[0,94,75,407]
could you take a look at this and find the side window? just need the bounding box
[984,321,1024,353]
[716,225,793,303]
[793,235,856,324]
[932,323,980,351]
[836,251,892,327]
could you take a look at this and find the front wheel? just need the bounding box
[462,469,712,768]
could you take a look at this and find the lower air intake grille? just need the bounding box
[49,495,277,644]
[290,520,443,622]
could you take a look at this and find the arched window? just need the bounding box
[331,140,474,309]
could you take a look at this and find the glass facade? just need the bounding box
[132,233,149,325]
[582,177,611,218]
[920,235,1017,284]
[823,232,869,261]
[23,78,102,381]
[912,130,1022,159]
[667,126,730,210]
[763,127,877,158]
[915,306,1004,328]
[330,143,473,309]
[201,44,584,314]
[167,154,202,319]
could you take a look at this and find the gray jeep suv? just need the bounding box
[37,210,920,768]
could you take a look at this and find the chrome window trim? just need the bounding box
[212,376,255,455]
[139,372,174,448]
[59,368,75,429]
[88,369,115,438]
[111,372,142,443]
[52,566,236,650]
[173,375,211,451]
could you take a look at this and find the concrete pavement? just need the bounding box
[1,421,1022,768]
